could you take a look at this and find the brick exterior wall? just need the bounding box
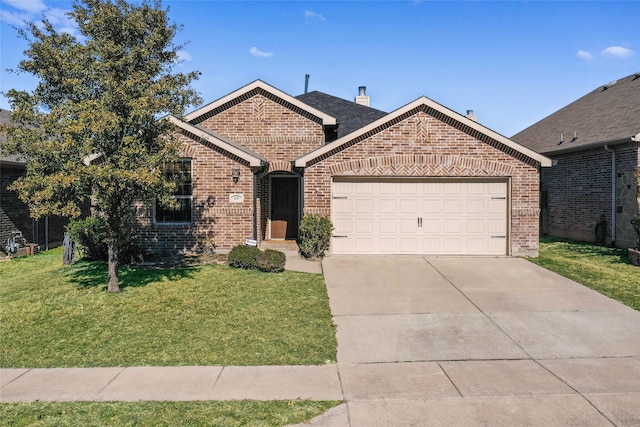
[542,144,639,247]
[134,93,543,257]
[1,165,68,253]
[134,94,326,254]
[304,109,542,257]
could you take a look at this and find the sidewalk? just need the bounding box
[0,365,342,402]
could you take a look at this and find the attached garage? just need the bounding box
[295,95,551,258]
[331,178,508,255]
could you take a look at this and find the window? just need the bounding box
[155,159,192,223]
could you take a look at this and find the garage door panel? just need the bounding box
[355,182,374,194]
[334,218,353,233]
[467,201,483,214]
[399,237,418,253]
[355,218,373,233]
[356,199,373,213]
[378,237,397,252]
[444,200,462,214]
[332,180,507,255]
[379,218,398,233]
[397,217,417,233]
[443,219,462,233]
[354,237,375,253]
[379,198,397,213]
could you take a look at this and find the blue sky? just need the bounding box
[1,0,638,137]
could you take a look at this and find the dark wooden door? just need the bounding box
[271,177,299,239]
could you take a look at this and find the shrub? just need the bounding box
[631,215,640,248]
[298,214,334,260]
[67,217,108,260]
[67,217,144,264]
[228,245,261,269]
[257,249,286,273]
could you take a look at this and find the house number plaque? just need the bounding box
[229,193,244,203]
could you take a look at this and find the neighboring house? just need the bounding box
[513,72,640,248]
[136,80,550,257]
[0,109,67,254]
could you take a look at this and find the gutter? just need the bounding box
[603,145,616,245]
[541,136,637,156]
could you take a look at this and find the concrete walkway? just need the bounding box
[2,255,639,427]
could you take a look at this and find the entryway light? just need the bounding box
[232,168,240,183]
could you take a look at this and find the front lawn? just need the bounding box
[0,248,336,368]
[529,237,640,311]
[0,401,340,427]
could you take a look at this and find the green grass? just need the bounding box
[529,237,640,311]
[0,248,336,368]
[0,401,341,427]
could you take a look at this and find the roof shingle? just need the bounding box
[296,91,387,139]
[512,72,640,154]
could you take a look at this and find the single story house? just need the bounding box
[0,109,68,254]
[136,80,551,257]
[512,72,640,248]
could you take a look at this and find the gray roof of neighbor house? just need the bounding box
[296,91,388,138]
[0,109,27,167]
[512,72,640,155]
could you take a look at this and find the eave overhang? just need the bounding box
[539,133,640,156]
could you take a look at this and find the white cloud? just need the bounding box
[2,0,47,14]
[304,10,325,21]
[576,50,593,60]
[0,9,31,26]
[249,46,273,58]
[602,46,634,58]
[0,1,77,35]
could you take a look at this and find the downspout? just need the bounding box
[253,173,258,241]
[604,145,616,245]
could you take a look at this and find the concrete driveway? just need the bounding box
[319,256,640,427]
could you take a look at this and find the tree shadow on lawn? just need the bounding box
[65,258,199,291]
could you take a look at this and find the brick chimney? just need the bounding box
[355,86,370,107]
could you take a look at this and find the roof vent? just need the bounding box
[355,86,370,107]
[602,80,618,90]
[633,72,640,80]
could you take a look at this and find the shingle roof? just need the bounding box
[512,72,640,155]
[0,109,27,166]
[295,91,387,138]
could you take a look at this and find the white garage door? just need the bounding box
[331,179,508,255]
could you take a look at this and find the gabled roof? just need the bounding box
[184,80,337,126]
[295,96,551,168]
[166,115,266,167]
[295,91,387,138]
[512,72,640,155]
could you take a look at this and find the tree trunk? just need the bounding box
[107,243,120,293]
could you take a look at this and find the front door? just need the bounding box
[271,176,299,239]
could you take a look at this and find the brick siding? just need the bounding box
[542,144,639,247]
[134,94,325,254]
[1,165,68,253]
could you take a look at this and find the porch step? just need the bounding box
[261,240,299,252]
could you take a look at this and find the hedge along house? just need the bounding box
[136,80,551,256]
[513,72,640,248]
